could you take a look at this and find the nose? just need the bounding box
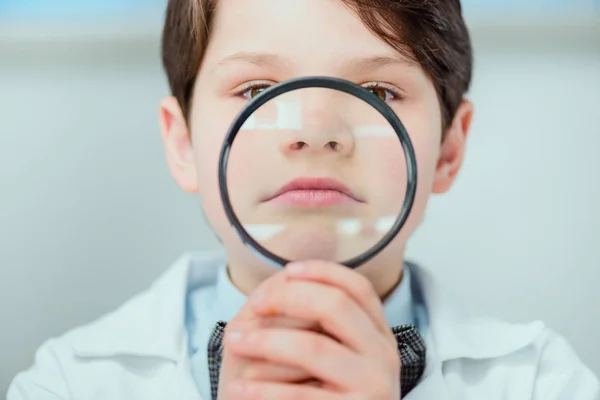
[278,100,355,157]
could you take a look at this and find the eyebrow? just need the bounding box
[348,55,417,73]
[213,51,416,73]
[214,52,288,70]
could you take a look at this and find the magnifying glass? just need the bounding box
[218,77,417,269]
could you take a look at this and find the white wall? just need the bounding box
[1,24,599,394]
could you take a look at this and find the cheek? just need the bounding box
[192,113,271,231]
[226,135,265,215]
[394,98,442,192]
[371,113,441,239]
[367,103,441,192]
[190,106,233,230]
[192,104,253,189]
[389,88,443,194]
[366,134,434,198]
[400,115,442,232]
[380,138,409,183]
[368,138,408,209]
[193,129,221,190]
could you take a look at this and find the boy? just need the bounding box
[9,0,599,399]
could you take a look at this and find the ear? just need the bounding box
[432,100,474,194]
[159,97,198,193]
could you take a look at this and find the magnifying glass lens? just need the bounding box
[223,83,412,266]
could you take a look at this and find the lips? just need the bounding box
[264,177,363,207]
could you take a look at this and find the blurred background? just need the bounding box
[1,0,599,394]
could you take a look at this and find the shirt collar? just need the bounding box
[213,263,247,323]
[70,252,544,364]
[383,263,415,328]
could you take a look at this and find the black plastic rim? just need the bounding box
[218,76,417,269]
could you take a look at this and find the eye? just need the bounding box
[242,85,268,99]
[368,87,392,102]
[235,81,274,100]
[362,83,404,102]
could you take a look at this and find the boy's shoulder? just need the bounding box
[409,262,599,398]
[60,251,227,356]
[8,251,226,399]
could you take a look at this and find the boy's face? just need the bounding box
[161,0,472,268]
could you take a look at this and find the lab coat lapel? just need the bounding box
[176,343,206,400]
[409,262,543,363]
[404,330,453,399]
[406,368,452,399]
[70,252,225,400]
[402,262,545,399]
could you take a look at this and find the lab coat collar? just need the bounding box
[408,262,544,362]
[70,253,544,364]
[70,252,218,361]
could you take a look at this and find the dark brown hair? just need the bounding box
[162,0,472,131]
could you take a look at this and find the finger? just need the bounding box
[253,315,320,331]
[226,380,347,400]
[226,328,391,391]
[284,260,392,338]
[250,280,387,357]
[237,360,311,382]
[232,272,321,331]
[223,317,316,383]
[226,314,321,339]
[233,271,288,320]
[219,352,311,389]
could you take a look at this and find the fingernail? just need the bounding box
[251,285,267,306]
[227,330,243,342]
[287,262,305,275]
[266,306,277,316]
[227,381,246,396]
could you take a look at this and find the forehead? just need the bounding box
[205,0,414,70]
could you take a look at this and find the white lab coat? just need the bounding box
[7,253,599,399]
